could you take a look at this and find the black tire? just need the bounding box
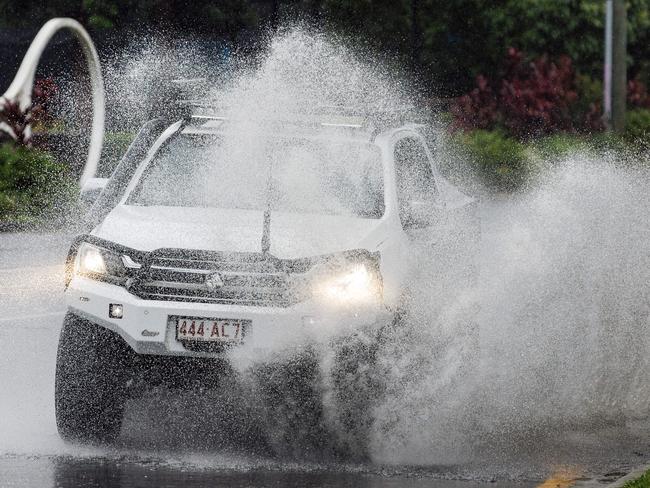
[322,330,383,461]
[55,313,133,444]
[250,336,382,461]
[251,349,331,459]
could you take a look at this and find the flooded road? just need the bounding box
[1,456,544,488]
[0,227,649,488]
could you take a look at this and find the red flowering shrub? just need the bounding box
[627,78,650,109]
[0,78,59,147]
[0,100,32,146]
[31,78,59,126]
[501,50,577,137]
[450,75,499,131]
[452,48,589,139]
[584,102,605,132]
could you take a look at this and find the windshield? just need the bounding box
[128,133,384,218]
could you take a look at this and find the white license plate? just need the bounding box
[175,317,248,343]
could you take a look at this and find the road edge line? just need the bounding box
[605,463,650,487]
[0,310,65,323]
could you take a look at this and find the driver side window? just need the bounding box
[394,137,436,227]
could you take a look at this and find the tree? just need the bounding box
[1,0,649,98]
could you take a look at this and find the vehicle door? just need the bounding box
[392,131,478,292]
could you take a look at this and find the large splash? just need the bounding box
[5,26,649,475]
[369,155,650,466]
[154,29,649,466]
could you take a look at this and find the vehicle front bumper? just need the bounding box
[65,276,393,359]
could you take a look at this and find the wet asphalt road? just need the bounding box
[1,231,649,488]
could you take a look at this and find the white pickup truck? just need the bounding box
[55,111,478,448]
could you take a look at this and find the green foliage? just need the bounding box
[447,127,650,194]
[485,1,604,77]
[0,143,78,226]
[320,0,411,58]
[450,130,530,191]
[0,0,258,39]
[531,133,589,160]
[623,469,650,488]
[573,73,604,123]
[83,0,118,29]
[98,131,135,177]
[322,0,650,95]
[87,14,114,30]
[383,0,611,93]
[628,0,650,81]
[625,108,650,146]
[586,130,637,156]
[1,0,649,96]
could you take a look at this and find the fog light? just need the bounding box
[109,303,123,319]
[302,315,319,326]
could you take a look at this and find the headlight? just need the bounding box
[74,242,126,280]
[76,243,106,274]
[313,262,382,305]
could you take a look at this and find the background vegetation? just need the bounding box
[0,0,649,223]
[623,469,650,488]
[0,142,78,228]
[2,0,649,94]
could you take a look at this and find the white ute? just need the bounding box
[55,110,478,447]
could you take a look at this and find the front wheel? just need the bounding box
[55,313,132,444]
[321,330,382,461]
[250,349,330,459]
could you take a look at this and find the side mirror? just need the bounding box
[80,177,109,207]
[403,200,445,229]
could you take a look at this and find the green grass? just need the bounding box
[623,470,650,488]
[0,142,79,228]
[443,127,650,194]
[98,131,136,177]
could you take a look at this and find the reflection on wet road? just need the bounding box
[2,456,541,488]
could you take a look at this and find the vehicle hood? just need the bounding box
[93,205,385,259]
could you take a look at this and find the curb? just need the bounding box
[0,220,81,233]
[0,221,31,232]
[604,464,650,487]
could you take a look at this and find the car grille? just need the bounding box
[130,252,311,307]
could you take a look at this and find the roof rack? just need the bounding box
[188,113,366,131]
[183,100,423,132]
[169,78,426,129]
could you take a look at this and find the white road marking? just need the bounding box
[0,264,64,274]
[0,310,65,324]
[0,264,65,293]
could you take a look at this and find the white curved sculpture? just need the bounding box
[0,18,105,187]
